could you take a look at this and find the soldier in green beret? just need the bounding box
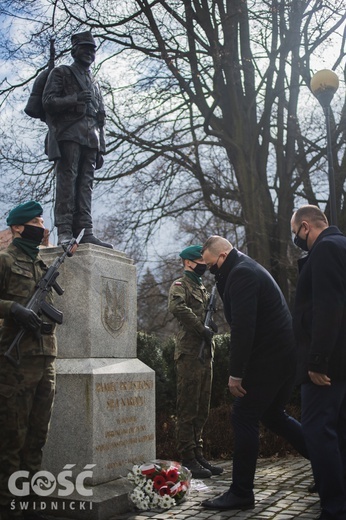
[168,245,223,478]
[0,201,56,520]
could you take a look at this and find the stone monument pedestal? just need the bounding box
[38,244,155,518]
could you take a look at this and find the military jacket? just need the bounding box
[42,63,106,157]
[168,273,211,359]
[0,243,57,357]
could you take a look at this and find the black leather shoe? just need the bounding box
[182,458,212,479]
[196,454,224,475]
[314,512,336,520]
[202,489,255,511]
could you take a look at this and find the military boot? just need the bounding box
[181,458,212,479]
[195,448,224,475]
[78,228,113,249]
[195,453,224,475]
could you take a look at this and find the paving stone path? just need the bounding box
[116,456,320,520]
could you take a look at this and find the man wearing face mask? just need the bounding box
[201,236,309,511]
[291,205,346,520]
[0,201,56,520]
[168,245,223,478]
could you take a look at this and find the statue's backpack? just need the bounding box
[24,39,55,122]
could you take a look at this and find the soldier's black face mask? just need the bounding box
[192,262,207,276]
[20,225,45,244]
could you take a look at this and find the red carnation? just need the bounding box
[153,474,167,490]
[166,469,179,482]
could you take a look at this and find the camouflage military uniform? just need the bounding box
[168,273,213,461]
[0,243,57,512]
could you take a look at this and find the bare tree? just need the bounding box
[0,1,345,297]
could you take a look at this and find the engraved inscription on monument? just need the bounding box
[94,376,156,479]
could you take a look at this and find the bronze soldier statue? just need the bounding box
[42,31,113,248]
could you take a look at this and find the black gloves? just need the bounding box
[203,326,214,345]
[11,303,42,332]
[209,319,218,333]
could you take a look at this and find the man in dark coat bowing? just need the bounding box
[201,235,309,512]
[291,205,346,520]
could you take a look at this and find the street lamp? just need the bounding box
[310,69,339,225]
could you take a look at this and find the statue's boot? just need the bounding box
[78,228,113,249]
[57,226,73,246]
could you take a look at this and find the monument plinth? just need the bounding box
[40,244,155,519]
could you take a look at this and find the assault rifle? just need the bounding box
[4,230,84,367]
[198,284,217,364]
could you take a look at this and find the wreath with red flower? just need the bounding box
[127,460,191,511]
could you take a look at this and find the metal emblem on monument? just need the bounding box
[101,277,127,336]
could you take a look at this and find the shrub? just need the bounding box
[137,332,176,414]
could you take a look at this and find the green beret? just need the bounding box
[6,200,43,226]
[179,245,203,260]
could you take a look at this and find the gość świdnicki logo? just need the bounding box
[8,465,95,513]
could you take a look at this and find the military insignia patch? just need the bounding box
[101,277,127,336]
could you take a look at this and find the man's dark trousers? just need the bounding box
[301,381,346,519]
[230,376,309,497]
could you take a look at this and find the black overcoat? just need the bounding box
[215,249,296,385]
[293,226,346,384]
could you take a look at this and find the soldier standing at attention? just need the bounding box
[0,201,56,520]
[168,245,223,479]
[42,31,112,249]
